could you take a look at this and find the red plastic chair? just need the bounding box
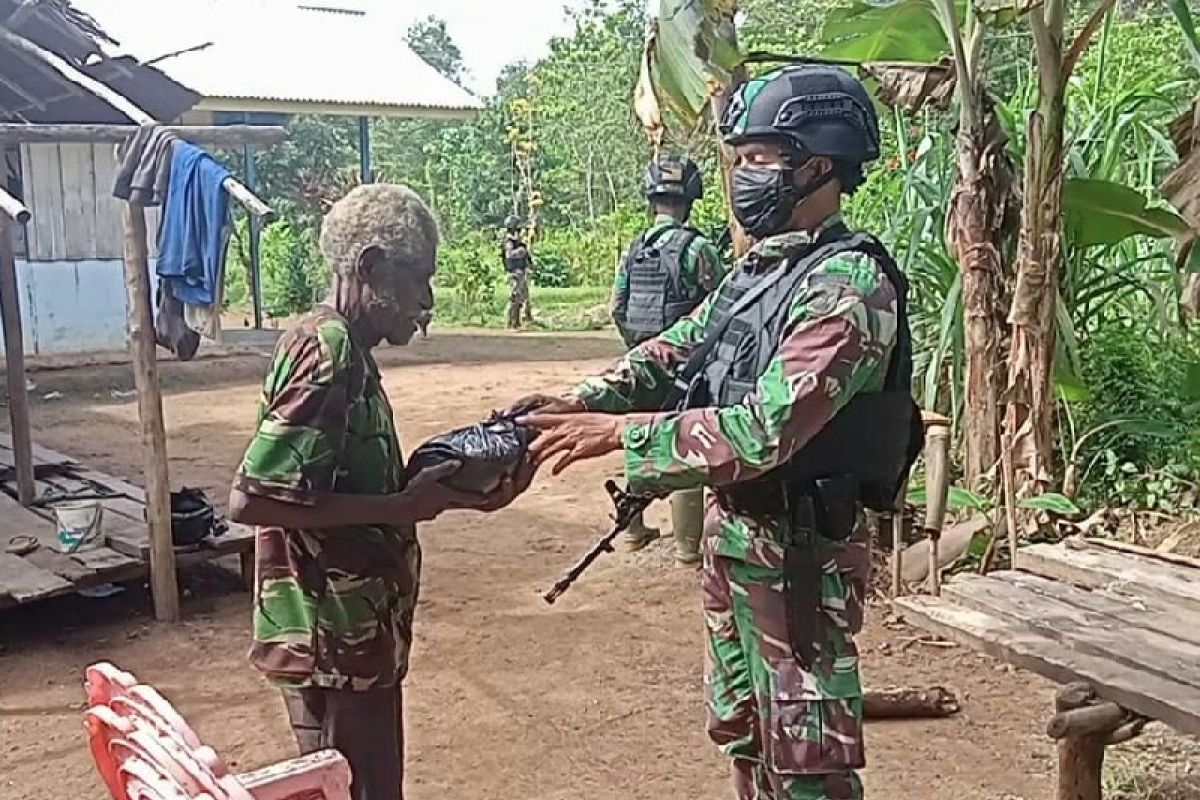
[85,662,352,800]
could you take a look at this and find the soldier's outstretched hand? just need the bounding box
[520,412,622,475]
[499,393,585,418]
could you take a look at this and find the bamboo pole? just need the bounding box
[0,214,34,506]
[122,202,179,623]
[0,187,30,225]
[923,422,951,596]
[222,177,276,223]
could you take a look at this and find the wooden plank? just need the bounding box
[0,491,57,546]
[0,552,71,601]
[1073,536,1200,572]
[24,143,64,261]
[1002,570,1200,648]
[1017,542,1200,616]
[19,144,39,260]
[58,143,98,260]
[0,124,289,147]
[0,433,79,467]
[91,141,124,260]
[25,546,96,583]
[896,595,1200,738]
[942,574,1200,690]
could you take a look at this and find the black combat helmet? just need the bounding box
[719,65,880,164]
[643,153,704,204]
[504,214,522,231]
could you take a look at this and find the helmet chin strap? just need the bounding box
[780,159,838,230]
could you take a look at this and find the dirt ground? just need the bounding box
[0,330,1194,800]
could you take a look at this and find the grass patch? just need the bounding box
[434,284,612,331]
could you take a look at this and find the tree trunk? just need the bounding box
[1005,2,1089,509]
[945,111,1012,489]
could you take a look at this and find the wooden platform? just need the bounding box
[896,536,1200,737]
[0,435,254,610]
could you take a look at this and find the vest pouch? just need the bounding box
[811,475,858,542]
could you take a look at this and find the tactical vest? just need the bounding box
[503,236,531,272]
[617,225,702,345]
[680,228,921,514]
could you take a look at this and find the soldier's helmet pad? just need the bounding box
[719,65,880,165]
[644,153,704,204]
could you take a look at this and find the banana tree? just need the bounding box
[634,0,752,254]
[822,0,1018,491]
[1003,0,1116,518]
[1160,0,1200,324]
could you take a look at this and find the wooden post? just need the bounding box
[1051,683,1125,800]
[890,510,904,597]
[923,420,951,596]
[122,202,179,623]
[0,214,34,506]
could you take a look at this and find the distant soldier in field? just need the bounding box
[230,184,524,800]
[610,153,726,563]
[502,214,535,329]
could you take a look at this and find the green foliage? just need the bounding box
[224,0,1200,518]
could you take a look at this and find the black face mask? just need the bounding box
[730,163,837,239]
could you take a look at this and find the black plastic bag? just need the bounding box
[403,407,539,496]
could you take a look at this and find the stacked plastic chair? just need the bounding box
[84,662,352,800]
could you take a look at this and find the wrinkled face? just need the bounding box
[359,246,436,347]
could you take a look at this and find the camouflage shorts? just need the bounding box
[703,553,865,800]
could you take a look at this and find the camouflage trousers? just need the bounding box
[507,269,532,328]
[703,553,865,800]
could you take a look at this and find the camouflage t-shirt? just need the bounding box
[235,306,419,691]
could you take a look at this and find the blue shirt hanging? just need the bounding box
[156,142,232,306]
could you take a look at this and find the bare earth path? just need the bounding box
[0,329,1159,800]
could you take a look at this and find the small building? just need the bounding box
[4,0,479,356]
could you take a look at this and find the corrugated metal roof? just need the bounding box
[67,0,482,118]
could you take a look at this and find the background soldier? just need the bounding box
[502,214,535,329]
[515,65,917,800]
[611,153,725,563]
[230,184,523,800]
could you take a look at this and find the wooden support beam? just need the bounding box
[0,25,154,124]
[121,202,179,623]
[0,188,30,225]
[0,124,289,147]
[0,215,34,506]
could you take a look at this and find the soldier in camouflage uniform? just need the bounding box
[230,184,524,800]
[611,153,725,561]
[502,214,534,329]
[515,67,917,799]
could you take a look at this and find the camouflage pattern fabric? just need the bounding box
[572,220,895,788]
[508,268,531,328]
[610,213,726,320]
[235,306,419,691]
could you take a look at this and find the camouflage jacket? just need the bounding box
[611,214,726,345]
[235,306,419,691]
[575,218,898,573]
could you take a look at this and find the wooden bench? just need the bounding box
[896,536,1200,800]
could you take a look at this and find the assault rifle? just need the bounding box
[542,480,655,604]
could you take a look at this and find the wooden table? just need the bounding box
[0,435,254,610]
[896,536,1200,800]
